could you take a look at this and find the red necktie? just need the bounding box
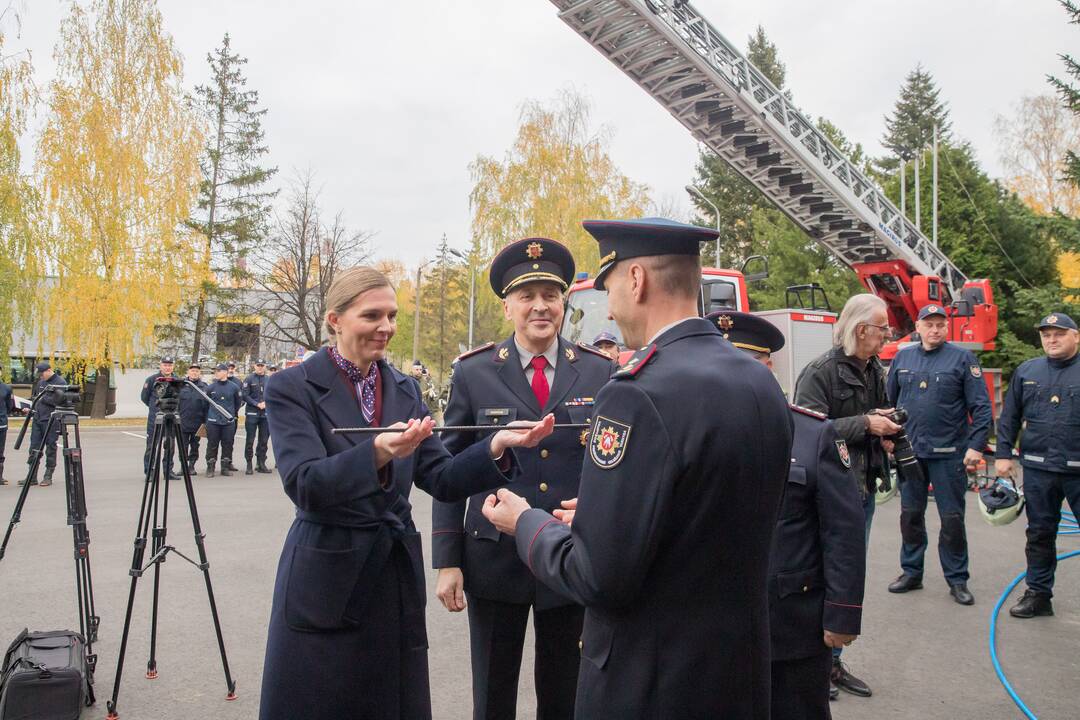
[530,356,550,409]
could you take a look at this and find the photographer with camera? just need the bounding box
[22,361,67,487]
[141,356,180,479]
[205,363,242,477]
[885,305,991,606]
[0,366,15,485]
[179,363,210,476]
[794,294,896,701]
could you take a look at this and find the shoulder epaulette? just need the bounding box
[453,342,495,363]
[613,344,657,379]
[577,342,613,361]
[789,404,827,420]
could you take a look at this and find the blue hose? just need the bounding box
[990,547,1080,718]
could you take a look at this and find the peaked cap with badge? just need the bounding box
[489,237,576,298]
[581,217,717,290]
[1036,312,1077,331]
[705,310,785,355]
[917,304,947,320]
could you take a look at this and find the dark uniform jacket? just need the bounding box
[260,348,518,720]
[514,319,792,720]
[0,382,14,428]
[795,346,889,497]
[886,342,992,459]
[431,335,613,609]
[996,352,1080,474]
[33,373,68,421]
[770,406,865,662]
[243,373,268,416]
[206,379,242,425]
[141,372,180,419]
[178,379,209,433]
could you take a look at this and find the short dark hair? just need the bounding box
[642,254,701,299]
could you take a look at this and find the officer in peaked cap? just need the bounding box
[242,358,272,475]
[23,361,67,487]
[140,355,180,479]
[482,218,792,718]
[996,311,1080,619]
[431,236,613,719]
[709,310,866,715]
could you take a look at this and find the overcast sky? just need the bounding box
[10,0,1076,268]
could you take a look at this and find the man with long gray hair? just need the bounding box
[794,293,899,702]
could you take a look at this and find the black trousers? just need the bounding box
[771,648,833,720]
[183,430,201,467]
[205,422,236,467]
[28,418,59,470]
[244,414,269,463]
[465,594,583,720]
[0,426,7,464]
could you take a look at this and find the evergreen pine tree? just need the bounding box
[881,64,952,161]
[185,33,277,362]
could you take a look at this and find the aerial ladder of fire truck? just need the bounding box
[547,0,999,359]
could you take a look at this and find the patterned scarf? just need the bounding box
[328,346,378,423]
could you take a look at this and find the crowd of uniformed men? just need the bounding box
[1,215,1077,720]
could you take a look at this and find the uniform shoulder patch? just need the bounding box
[789,404,827,420]
[835,439,851,469]
[970,365,982,378]
[577,341,613,360]
[589,415,631,469]
[613,344,656,380]
[453,342,494,363]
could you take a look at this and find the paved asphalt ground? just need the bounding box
[0,427,1076,719]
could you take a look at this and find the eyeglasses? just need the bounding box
[862,323,890,333]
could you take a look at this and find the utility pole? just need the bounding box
[932,123,939,247]
[685,185,721,266]
[900,156,906,218]
[449,247,476,349]
[412,259,433,364]
[914,149,921,232]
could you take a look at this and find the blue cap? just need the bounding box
[35,361,51,372]
[489,237,575,298]
[215,363,229,372]
[706,311,785,354]
[1036,312,1077,330]
[254,358,266,365]
[582,217,713,290]
[592,331,618,346]
[917,304,947,320]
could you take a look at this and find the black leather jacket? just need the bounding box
[794,346,890,498]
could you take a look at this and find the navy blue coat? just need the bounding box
[205,379,241,425]
[32,373,67,422]
[242,372,268,416]
[995,351,1080,473]
[0,382,14,428]
[770,407,865,662]
[886,342,992,458]
[259,347,518,720]
[178,379,209,433]
[514,319,792,720]
[140,372,180,422]
[431,335,613,609]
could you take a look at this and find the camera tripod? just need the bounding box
[105,380,236,719]
[0,388,100,699]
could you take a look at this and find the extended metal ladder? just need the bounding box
[548,0,967,298]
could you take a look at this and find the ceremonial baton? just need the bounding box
[332,423,589,435]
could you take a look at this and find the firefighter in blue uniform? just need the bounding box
[995,312,1080,619]
[709,310,866,718]
[431,237,614,720]
[482,218,793,720]
[141,356,180,478]
[242,359,272,475]
[178,363,209,476]
[23,362,67,487]
[885,305,992,605]
[204,363,242,477]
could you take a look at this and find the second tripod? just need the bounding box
[105,377,236,719]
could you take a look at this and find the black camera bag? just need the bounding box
[0,629,92,720]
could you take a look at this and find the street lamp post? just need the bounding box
[412,258,434,364]
[686,184,721,267]
[449,248,476,349]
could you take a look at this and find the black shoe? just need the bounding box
[829,683,839,701]
[206,464,215,478]
[189,467,198,477]
[888,574,923,593]
[245,462,253,476]
[831,659,872,697]
[18,478,37,486]
[1009,590,1054,618]
[167,473,180,481]
[256,463,272,474]
[220,466,232,477]
[949,582,975,606]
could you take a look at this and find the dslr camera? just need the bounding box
[878,408,925,485]
[42,384,82,408]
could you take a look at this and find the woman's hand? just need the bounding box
[553,497,577,526]
[489,414,556,459]
[374,417,435,468]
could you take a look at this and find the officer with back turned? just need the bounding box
[22,362,66,487]
[995,312,1080,619]
[204,363,242,477]
[242,359,272,475]
[178,363,209,476]
[708,310,865,719]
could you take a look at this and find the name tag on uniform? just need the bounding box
[483,408,510,417]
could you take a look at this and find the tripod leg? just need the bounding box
[0,415,57,562]
[106,418,167,719]
[146,414,174,680]
[174,420,237,701]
